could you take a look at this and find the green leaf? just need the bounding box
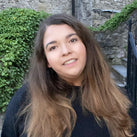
[0,8,50,112]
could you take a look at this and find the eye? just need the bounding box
[69,38,78,43]
[49,46,57,51]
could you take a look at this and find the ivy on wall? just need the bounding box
[90,0,137,32]
[0,8,49,112]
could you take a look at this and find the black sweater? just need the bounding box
[1,84,137,137]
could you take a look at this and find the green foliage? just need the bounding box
[0,8,49,112]
[90,0,137,32]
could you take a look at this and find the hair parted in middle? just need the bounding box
[22,14,134,137]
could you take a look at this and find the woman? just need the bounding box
[1,14,137,137]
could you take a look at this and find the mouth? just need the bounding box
[63,58,77,65]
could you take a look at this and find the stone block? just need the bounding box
[39,0,46,3]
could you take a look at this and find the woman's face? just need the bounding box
[43,24,86,86]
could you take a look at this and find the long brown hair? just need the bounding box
[23,14,134,137]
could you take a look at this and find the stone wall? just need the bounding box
[75,0,93,26]
[92,0,134,27]
[94,10,137,65]
[0,0,134,26]
[0,0,72,14]
[75,0,134,26]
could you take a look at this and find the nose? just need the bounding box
[61,43,71,56]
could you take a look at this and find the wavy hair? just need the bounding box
[23,14,134,137]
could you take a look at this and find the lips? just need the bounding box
[63,59,77,65]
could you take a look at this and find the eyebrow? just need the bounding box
[66,33,77,39]
[45,41,57,49]
[45,33,77,48]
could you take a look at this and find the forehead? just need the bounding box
[43,24,76,41]
[46,24,75,33]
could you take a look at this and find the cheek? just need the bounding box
[44,50,56,68]
[46,54,58,69]
[80,45,87,65]
[79,44,86,57]
[45,49,61,69]
[44,52,51,68]
[44,52,52,68]
[46,56,53,68]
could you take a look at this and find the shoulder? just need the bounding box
[7,83,29,113]
[1,83,29,137]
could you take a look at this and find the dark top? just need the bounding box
[1,84,137,137]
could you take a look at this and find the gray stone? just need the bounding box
[112,65,127,78]
[39,0,46,3]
